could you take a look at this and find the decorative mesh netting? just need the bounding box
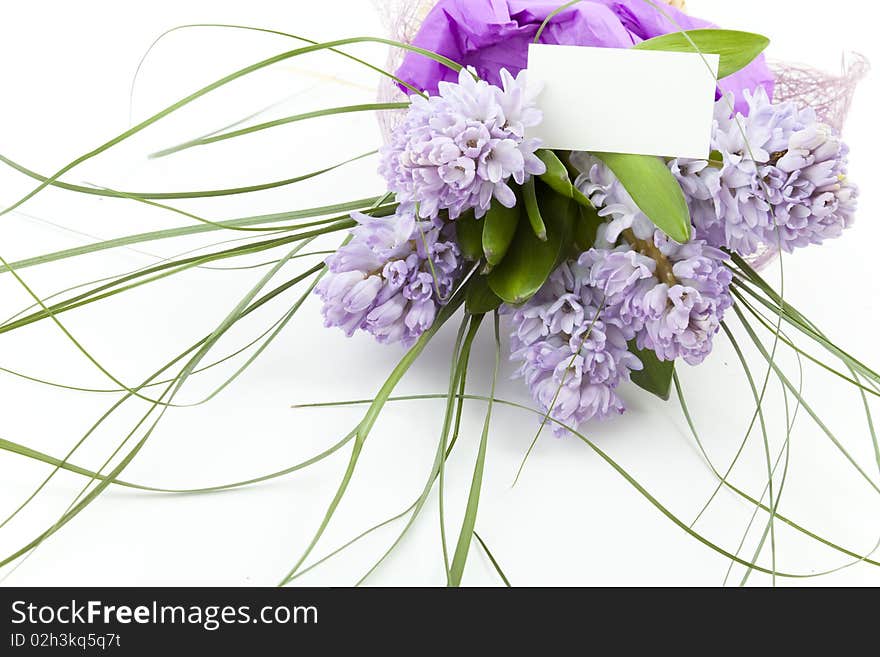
[771,54,869,133]
[371,1,868,269]
[372,0,436,143]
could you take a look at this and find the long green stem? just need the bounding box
[278,289,467,586]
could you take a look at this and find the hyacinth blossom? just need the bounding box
[506,258,644,434]
[573,154,734,366]
[315,205,461,347]
[508,230,733,431]
[673,87,858,256]
[379,66,546,221]
[588,234,734,366]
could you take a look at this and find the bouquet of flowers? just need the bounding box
[0,0,876,587]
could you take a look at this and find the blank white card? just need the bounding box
[525,44,720,159]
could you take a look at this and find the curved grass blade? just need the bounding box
[0,197,387,274]
[675,346,880,581]
[294,393,822,579]
[0,252,325,395]
[1,35,460,217]
[151,103,409,158]
[733,304,880,496]
[307,390,880,572]
[0,431,355,495]
[439,317,473,578]
[474,531,512,587]
[354,313,482,586]
[128,23,435,115]
[0,222,353,335]
[719,321,779,586]
[278,287,467,586]
[0,151,377,202]
[534,1,580,44]
[0,263,325,538]
[0,244,327,575]
[449,313,501,586]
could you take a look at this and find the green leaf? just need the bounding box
[455,210,484,261]
[574,203,603,252]
[593,152,691,244]
[466,276,503,315]
[537,149,572,198]
[630,344,675,401]
[482,200,520,267]
[488,188,576,305]
[635,29,770,80]
[522,178,547,241]
[537,149,594,211]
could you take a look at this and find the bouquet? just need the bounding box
[0,0,876,587]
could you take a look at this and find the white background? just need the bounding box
[0,0,878,587]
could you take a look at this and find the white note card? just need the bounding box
[526,44,720,159]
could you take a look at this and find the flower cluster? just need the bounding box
[379,67,546,221]
[508,227,732,431]
[507,259,643,434]
[315,205,461,347]
[588,235,734,366]
[673,88,858,256]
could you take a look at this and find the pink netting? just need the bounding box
[771,54,869,134]
[372,0,437,144]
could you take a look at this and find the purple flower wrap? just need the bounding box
[396,0,773,114]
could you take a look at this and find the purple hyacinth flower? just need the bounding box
[316,206,462,347]
[379,67,546,221]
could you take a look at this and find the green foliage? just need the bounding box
[488,187,577,305]
[635,29,771,79]
[482,200,521,267]
[466,276,503,315]
[629,345,675,401]
[593,152,692,244]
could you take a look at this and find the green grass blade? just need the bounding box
[312,389,880,573]
[279,287,467,585]
[294,393,819,579]
[448,313,500,586]
[0,198,387,274]
[355,314,481,586]
[151,103,409,158]
[733,305,880,496]
[474,531,512,587]
[1,34,459,216]
[0,264,324,538]
[0,430,355,495]
[0,151,376,202]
